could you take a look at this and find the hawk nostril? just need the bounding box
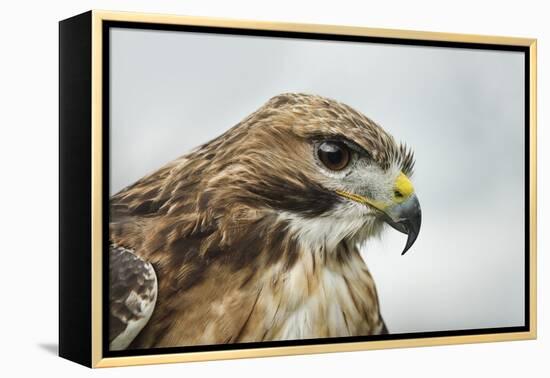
[394,190,404,198]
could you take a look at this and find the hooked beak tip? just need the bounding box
[385,194,422,255]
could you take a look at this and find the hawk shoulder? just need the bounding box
[109,245,157,350]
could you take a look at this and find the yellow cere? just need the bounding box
[394,172,414,203]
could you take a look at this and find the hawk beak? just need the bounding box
[384,172,421,255]
[335,172,421,255]
[383,193,421,255]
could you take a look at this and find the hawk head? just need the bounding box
[172,93,421,255]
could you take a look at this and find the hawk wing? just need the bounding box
[109,245,158,350]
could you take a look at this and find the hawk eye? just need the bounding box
[317,141,351,171]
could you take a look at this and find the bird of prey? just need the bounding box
[109,93,421,350]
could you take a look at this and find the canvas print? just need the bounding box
[107,27,526,352]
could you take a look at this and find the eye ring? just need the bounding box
[317,141,351,171]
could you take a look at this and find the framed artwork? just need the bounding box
[59,10,537,368]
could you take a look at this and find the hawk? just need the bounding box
[109,93,421,350]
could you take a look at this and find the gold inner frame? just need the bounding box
[90,9,537,368]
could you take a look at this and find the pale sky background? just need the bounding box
[109,27,525,334]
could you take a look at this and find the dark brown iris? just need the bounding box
[318,141,351,171]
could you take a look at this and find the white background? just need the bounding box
[0,0,547,377]
[109,28,526,332]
